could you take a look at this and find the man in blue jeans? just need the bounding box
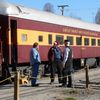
[30,42,41,87]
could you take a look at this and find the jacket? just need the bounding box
[48,46,62,62]
[30,48,41,65]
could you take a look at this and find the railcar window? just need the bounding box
[56,35,63,44]
[98,39,100,46]
[84,38,89,45]
[38,36,43,42]
[48,34,52,44]
[76,37,82,45]
[67,36,73,45]
[22,34,27,42]
[91,39,96,46]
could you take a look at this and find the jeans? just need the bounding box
[31,63,40,85]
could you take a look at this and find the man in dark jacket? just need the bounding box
[48,41,63,84]
[62,40,73,87]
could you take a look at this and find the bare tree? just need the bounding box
[95,8,100,24]
[43,3,54,13]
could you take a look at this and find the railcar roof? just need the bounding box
[0,1,100,32]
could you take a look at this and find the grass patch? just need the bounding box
[64,97,76,100]
[63,89,78,95]
[69,89,78,94]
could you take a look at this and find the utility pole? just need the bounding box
[58,5,69,15]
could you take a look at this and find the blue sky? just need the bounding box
[6,0,100,23]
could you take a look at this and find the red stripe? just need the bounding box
[10,16,100,37]
[9,45,100,63]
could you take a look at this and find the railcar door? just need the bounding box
[10,20,17,71]
[0,15,10,79]
[0,32,2,76]
[0,32,2,65]
[0,42,2,64]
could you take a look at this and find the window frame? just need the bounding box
[76,37,82,45]
[98,39,100,46]
[84,38,89,46]
[91,38,96,46]
[48,34,52,44]
[38,35,43,42]
[21,34,27,42]
[66,36,73,45]
[56,35,64,44]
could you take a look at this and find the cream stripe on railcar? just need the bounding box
[11,29,80,46]
[16,29,67,45]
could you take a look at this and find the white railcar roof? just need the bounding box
[0,1,100,32]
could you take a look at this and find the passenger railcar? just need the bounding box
[0,2,100,79]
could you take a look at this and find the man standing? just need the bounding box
[30,42,41,87]
[48,41,63,84]
[62,40,73,87]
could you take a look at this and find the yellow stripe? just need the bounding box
[8,29,100,47]
[17,29,83,45]
[17,29,52,45]
[16,29,77,45]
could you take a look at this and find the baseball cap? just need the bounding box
[54,41,60,45]
[64,40,70,43]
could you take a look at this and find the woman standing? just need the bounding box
[30,42,41,87]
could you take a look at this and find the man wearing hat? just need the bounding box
[62,40,73,87]
[48,41,63,84]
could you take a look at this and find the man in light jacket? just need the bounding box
[62,40,73,87]
[30,42,41,87]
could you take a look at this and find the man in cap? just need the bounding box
[62,40,73,87]
[48,41,63,84]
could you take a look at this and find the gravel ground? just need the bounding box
[18,67,100,100]
[1,67,100,100]
[19,85,100,100]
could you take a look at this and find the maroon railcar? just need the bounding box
[0,2,100,81]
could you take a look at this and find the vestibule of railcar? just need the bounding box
[0,15,11,83]
[10,20,18,71]
[0,30,2,76]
